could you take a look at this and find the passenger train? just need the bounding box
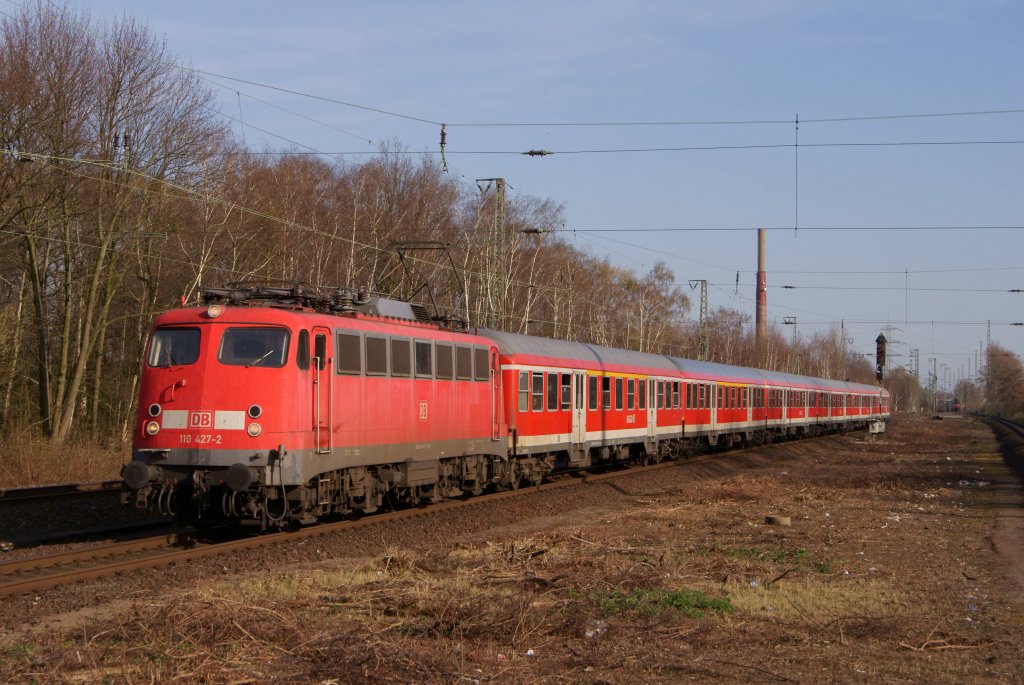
[122,286,890,527]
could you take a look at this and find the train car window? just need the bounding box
[685,384,692,409]
[391,338,411,377]
[532,372,544,411]
[337,332,361,374]
[218,327,289,368]
[638,379,646,410]
[148,327,201,367]
[474,348,489,381]
[602,376,611,410]
[674,382,681,409]
[519,371,529,411]
[657,381,665,409]
[547,373,558,411]
[436,344,454,380]
[456,346,473,380]
[589,375,598,411]
[314,333,327,371]
[627,379,635,410]
[415,341,432,377]
[615,378,623,410]
[716,385,723,409]
[365,336,387,375]
[561,374,571,410]
[296,330,310,370]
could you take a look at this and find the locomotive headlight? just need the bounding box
[247,404,263,419]
[144,420,161,436]
[206,304,223,319]
[246,422,262,437]
[148,403,162,417]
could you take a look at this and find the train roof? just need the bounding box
[477,328,679,373]
[479,328,886,395]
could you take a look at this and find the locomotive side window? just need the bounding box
[532,372,544,411]
[148,327,200,367]
[588,376,598,411]
[436,344,454,380]
[364,337,387,376]
[218,327,289,368]
[415,341,432,377]
[391,338,411,377]
[474,348,489,381]
[296,330,310,370]
[456,346,473,380]
[337,333,362,374]
[547,373,558,411]
[519,371,529,411]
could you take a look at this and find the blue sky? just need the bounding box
[43,0,1024,387]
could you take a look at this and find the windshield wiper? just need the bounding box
[246,349,274,367]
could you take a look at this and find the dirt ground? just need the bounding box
[2,414,1022,684]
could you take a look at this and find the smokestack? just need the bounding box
[756,228,768,345]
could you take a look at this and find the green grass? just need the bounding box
[580,588,734,618]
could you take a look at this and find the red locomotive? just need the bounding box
[123,286,889,527]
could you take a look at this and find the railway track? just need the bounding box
[0,434,844,599]
[0,479,123,503]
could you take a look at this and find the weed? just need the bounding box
[580,587,734,618]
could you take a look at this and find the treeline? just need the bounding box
[1,3,887,446]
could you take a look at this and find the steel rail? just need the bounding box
[0,434,844,599]
[0,480,123,503]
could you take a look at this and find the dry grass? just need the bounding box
[0,432,126,487]
[1,417,1020,683]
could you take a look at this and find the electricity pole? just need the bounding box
[689,280,708,361]
[476,178,507,329]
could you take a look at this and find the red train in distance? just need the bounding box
[123,285,890,528]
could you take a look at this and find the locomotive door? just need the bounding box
[312,327,333,454]
[571,371,586,447]
[490,349,501,441]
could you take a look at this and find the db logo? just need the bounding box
[189,411,213,429]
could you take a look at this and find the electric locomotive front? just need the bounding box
[123,302,312,524]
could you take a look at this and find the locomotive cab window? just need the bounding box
[218,327,289,368]
[148,327,200,367]
[314,333,327,371]
[296,329,310,370]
